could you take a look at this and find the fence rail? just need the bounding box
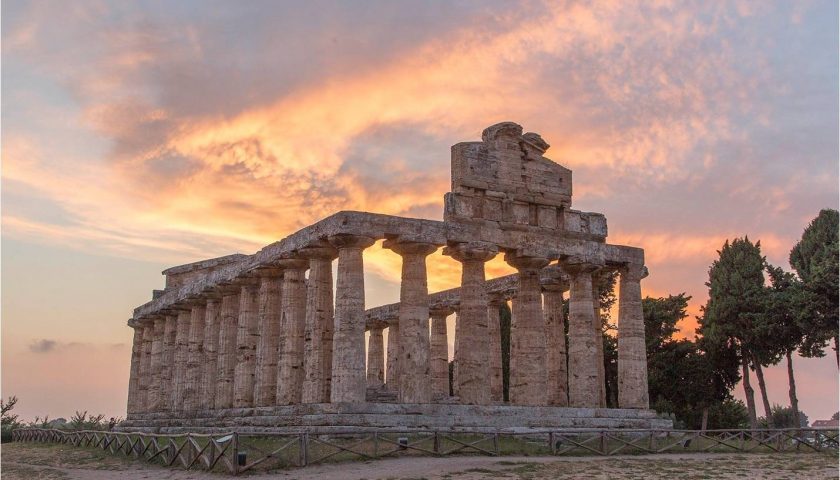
[12,427,839,475]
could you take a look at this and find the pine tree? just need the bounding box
[698,237,769,429]
[789,209,839,365]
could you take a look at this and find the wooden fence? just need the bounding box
[12,427,839,475]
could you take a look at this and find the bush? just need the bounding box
[759,404,809,428]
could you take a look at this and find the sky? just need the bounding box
[2,0,838,422]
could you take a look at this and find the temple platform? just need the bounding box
[118,402,673,434]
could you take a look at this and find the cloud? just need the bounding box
[28,339,57,353]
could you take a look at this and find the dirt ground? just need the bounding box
[1,442,838,479]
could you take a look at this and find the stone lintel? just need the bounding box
[132,210,641,321]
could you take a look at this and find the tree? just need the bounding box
[1,396,20,443]
[789,209,839,365]
[499,302,511,402]
[644,294,739,430]
[698,237,770,429]
[763,263,806,427]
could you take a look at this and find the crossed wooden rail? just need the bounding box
[12,427,838,475]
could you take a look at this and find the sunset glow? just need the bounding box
[2,0,837,422]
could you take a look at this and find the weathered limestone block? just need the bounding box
[506,253,550,406]
[276,259,308,405]
[618,263,649,409]
[253,272,283,407]
[171,310,191,411]
[385,321,399,391]
[184,303,206,412]
[126,326,144,414]
[329,234,376,403]
[160,315,177,411]
[487,296,505,402]
[366,326,385,389]
[215,291,241,409]
[384,240,437,404]
[300,245,336,404]
[147,317,165,412]
[444,242,497,405]
[563,263,601,407]
[201,298,221,410]
[542,279,569,406]
[429,307,452,399]
[233,282,260,408]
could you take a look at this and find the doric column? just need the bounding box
[591,271,607,408]
[487,295,505,403]
[366,325,385,389]
[505,253,551,406]
[215,289,241,409]
[562,262,601,407]
[200,297,221,410]
[184,302,206,412]
[329,234,376,403]
[452,310,460,396]
[300,245,336,404]
[233,281,260,408]
[137,323,154,412]
[385,320,400,391]
[384,239,438,403]
[443,242,498,405]
[146,318,165,413]
[429,306,452,399]
[253,270,283,407]
[126,324,144,415]
[542,275,569,406]
[618,263,649,409]
[171,309,191,411]
[276,258,308,405]
[160,315,177,411]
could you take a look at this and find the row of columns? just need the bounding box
[127,236,649,415]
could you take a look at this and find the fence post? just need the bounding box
[493,433,500,456]
[434,432,440,454]
[549,432,556,455]
[231,432,239,476]
[299,432,308,467]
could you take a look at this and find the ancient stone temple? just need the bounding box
[121,122,671,432]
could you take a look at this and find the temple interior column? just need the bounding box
[171,309,191,411]
[253,270,283,407]
[451,309,459,396]
[201,297,221,410]
[385,320,400,392]
[506,253,550,406]
[542,277,569,406]
[329,234,376,403]
[276,259,308,405]
[563,262,601,407]
[147,317,165,412]
[160,315,177,411]
[486,296,505,403]
[618,263,649,409]
[300,245,336,404]
[366,326,385,390]
[233,281,260,408]
[126,324,143,415]
[444,243,497,405]
[591,271,607,408]
[384,240,437,403]
[215,289,241,409]
[428,307,451,399]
